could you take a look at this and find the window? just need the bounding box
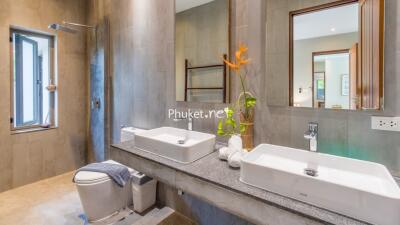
[10,28,56,130]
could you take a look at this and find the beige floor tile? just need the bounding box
[0,172,83,225]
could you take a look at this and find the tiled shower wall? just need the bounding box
[0,0,88,192]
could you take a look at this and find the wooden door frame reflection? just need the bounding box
[312,49,350,109]
[289,0,359,106]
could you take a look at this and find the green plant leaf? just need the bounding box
[225,107,234,118]
[217,120,225,136]
[245,97,257,108]
[226,118,236,129]
[217,106,241,137]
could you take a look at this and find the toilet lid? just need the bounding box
[74,160,135,184]
[74,171,110,183]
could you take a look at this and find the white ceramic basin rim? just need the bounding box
[134,127,216,164]
[240,144,400,225]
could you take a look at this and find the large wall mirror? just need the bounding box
[288,0,384,110]
[175,0,231,103]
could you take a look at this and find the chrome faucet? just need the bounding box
[187,117,193,131]
[173,116,193,131]
[304,122,318,152]
[173,116,193,144]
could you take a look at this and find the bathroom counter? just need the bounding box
[111,141,368,225]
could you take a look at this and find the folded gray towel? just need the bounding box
[73,163,131,187]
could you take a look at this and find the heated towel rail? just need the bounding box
[184,54,227,103]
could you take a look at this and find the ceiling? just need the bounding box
[314,53,349,62]
[294,3,359,41]
[175,0,215,13]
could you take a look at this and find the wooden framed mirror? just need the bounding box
[289,0,384,110]
[175,0,231,103]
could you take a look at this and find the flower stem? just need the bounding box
[239,73,249,119]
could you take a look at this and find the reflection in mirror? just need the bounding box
[175,0,230,103]
[312,51,351,109]
[290,0,384,110]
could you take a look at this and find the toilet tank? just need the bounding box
[120,127,145,143]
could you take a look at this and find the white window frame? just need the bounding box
[10,27,57,131]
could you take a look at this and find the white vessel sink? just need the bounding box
[134,127,215,164]
[240,144,400,225]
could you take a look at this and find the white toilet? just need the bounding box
[74,160,135,222]
[75,127,144,222]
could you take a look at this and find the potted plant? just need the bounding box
[217,44,256,150]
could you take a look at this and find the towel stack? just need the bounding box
[218,135,247,168]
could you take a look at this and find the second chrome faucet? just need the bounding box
[304,122,318,152]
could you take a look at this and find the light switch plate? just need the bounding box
[371,116,400,131]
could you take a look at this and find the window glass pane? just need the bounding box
[22,40,35,123]
[30,36,50,123]
[11,29,55,129]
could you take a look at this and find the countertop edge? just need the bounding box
[111,143,369,225]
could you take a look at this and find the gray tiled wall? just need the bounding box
[93,0,399,184]
[88,0,400,223]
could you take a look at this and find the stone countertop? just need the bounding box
[112,141,368,225]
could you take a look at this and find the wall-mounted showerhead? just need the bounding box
[48,23,78,33]
[48,21,96,33]
[49,21,98,48]
[62,21,96,29]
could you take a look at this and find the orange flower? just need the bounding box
[223,59,240,70]
[239,44,248,53]
[223,44,250,71]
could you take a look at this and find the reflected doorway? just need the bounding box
[311,47,358,110]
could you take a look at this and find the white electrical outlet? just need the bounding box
[371,116,400,131]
